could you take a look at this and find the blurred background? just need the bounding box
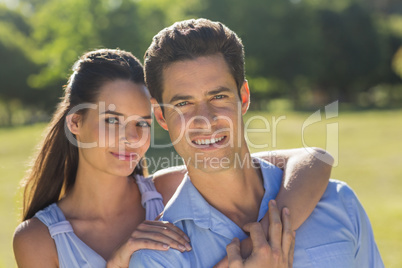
[0,0,401,267]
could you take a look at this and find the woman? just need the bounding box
[13,49,331,267]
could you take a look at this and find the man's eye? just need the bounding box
[176,101,189,107]
[214,95,227,100]
[137,121,151,128]
[105,117,119,124]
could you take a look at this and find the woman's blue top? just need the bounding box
[34,175,164,267]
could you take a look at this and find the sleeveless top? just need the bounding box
[34,175,164,268]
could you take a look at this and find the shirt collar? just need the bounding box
[256,157,283,221]
[162,172,212,228]
[162,157,283,234]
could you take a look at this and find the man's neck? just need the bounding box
[187,152,265,228]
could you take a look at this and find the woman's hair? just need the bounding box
[21,48,146,221]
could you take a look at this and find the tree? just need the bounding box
[0,6,44,125]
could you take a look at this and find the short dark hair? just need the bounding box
[144,18,245,104]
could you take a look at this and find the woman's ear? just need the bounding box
[240,80,250,115]
[66,113,82,135]
[151,98,168,130]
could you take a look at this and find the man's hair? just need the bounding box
[144,18,245,104]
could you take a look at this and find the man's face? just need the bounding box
[154,53,249,172]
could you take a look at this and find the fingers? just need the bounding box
[259,210,269,238]
[288,232,295,268]
[281,207,294,258]
[213,256,228,268]
[243,222,270,250]
[133,221,191,252]
[267,200,282,251]
[107,237,170,268]
[126,237,171,251]
[226,237,243,268]
[140,220,190,241]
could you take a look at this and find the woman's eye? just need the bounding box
[176,101,189,107]
[105,117,119,124]
[137,121,151,128]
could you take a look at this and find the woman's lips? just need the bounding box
[110,152,139,161]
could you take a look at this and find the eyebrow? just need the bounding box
[168,87,233,104]
[168,94,193,104]
[101,110,152,119]
[207,87,232,96]
[101,110,124,116]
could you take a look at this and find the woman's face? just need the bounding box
[73,79,152,178]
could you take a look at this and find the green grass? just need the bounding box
[1,110,402,267]
[0,123,47,268]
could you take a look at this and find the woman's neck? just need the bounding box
[59,163,141,221]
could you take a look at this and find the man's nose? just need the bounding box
[190,103,217,129]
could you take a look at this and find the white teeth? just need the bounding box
[194,136,224,145]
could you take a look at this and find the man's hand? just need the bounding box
[225,200,295,268]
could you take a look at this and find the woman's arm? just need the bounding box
[254,147,333,229]
[153,148,333,224]
[214,147,333,266]
[13,218,58,268]
[154,148,332,267]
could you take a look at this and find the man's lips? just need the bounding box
[191,135,227,147]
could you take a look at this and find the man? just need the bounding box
[130,18,384,267]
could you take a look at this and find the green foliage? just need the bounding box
[314,4,384,102]
[0,0,402,126]
[392,46,402,78]
[0,6,48,125]
[28,0,103,88]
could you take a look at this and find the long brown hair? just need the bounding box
[21,49,146,221]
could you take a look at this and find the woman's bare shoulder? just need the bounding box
[152,165,187,205]
[14,217,58,267]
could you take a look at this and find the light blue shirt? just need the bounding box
[130,158,384,268]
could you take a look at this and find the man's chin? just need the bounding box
[186,154,234,171]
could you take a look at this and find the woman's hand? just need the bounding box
[224,200,295,268]
[106,220,191,268]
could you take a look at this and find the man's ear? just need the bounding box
[151,98,168,130]
[66,113,82,135]
[240,80,250,115]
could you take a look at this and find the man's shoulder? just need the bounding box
[130,248,190,268]
[314,179,366,227]
[295,179,383,268]
[151,165,187,205]
[325,179,359,203]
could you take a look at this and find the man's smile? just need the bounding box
[191,135,227,147]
